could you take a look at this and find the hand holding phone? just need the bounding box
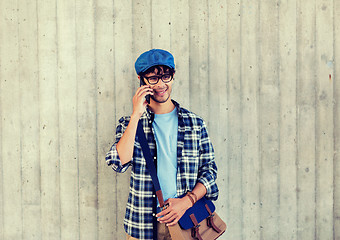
[140,79,151,104]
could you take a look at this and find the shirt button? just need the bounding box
[152,195,156,198]
[154,156,157,160]
[152,213,156,217]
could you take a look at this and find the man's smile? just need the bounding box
[153,87,168,96]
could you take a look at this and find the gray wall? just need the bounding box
[0,0,339,239]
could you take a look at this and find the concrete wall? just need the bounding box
[0,0,339,239]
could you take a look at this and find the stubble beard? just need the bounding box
[151,87,172,103]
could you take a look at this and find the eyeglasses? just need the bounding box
[143,74,173,85]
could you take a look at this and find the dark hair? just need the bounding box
[140,65,175,77]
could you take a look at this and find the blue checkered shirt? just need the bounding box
[105,100,219,240]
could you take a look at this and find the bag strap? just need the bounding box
[189,214,203,240]
[136,120,165,207]
[205,204,222,233]
[137,121,188,240]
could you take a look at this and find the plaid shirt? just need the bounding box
[105,100,219,240]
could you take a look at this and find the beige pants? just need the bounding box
[126,222,171,240]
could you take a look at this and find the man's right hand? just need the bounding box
[116,85,153,165]
[132,85,153,119]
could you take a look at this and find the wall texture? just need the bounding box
[0,0,339,239]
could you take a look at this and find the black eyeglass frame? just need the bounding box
[142,73,174,85]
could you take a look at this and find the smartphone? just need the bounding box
[140,79,151,104]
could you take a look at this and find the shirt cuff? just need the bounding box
[198,175,219,201]
[106,145,131,173]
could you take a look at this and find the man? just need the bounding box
[106,49,219,240]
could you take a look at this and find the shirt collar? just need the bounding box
[145,99,183,122]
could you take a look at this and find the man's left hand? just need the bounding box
[156,196,192,226]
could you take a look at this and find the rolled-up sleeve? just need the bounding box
[197,121,219,201]
[105,116,132,173]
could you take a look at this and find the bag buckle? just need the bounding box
[191,226,201,239]
[205,204,222,233]
[190,214,203,240]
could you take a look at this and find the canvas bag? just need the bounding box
[137,121,227,240]
[172,196,226,240]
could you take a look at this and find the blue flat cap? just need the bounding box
[135,49,175,75]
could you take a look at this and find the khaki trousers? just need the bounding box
[126,222,171,240]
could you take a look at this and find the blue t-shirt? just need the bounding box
[152,107,178,203]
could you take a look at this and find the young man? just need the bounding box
[106,49,219,240]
